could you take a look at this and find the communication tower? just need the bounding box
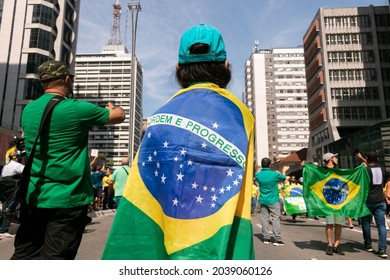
[107,0,122,45]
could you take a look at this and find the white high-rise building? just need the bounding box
[74,45,143,166]
[245,47,309,165]
[0,0,80,164]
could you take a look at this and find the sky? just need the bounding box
[77,0,389,117]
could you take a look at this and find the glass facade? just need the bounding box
[329,120,390,175]
[32,4,58,28]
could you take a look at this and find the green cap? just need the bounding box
[178,24,227,64]
[38,60,74,81]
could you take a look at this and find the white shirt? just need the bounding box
[1,160,24,177]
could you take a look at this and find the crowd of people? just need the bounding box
[253,151,390,259]
[88,156,130,211]
[0,139,25,239]
[0,22,389,261]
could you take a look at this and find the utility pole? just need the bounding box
[127,0,141,163]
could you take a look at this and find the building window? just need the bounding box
[380,50,390,62]
[26,53,49,73]
[333,106,381,120]
[358,15,371,27]
[375,14,390,27]
[363,69,377,82]
[24,79,44,100]
[350,16,357,26]
[32,4,57,28]
[29,28,53,51]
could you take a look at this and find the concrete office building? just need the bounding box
[303,5,390,163]
[245,46,309,166]
[74,45,143,166]
[0,0,80,164]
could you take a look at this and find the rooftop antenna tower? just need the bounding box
[107,0,122,45]
[253,40,259,52]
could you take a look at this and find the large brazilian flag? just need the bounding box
[102,83,255,260]
[303,163,371,218]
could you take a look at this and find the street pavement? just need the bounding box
[0,209,116,260]
[252,210,387,260]
[0,208,388,260]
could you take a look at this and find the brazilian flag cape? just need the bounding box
[303,163,371,218]
[102,83,255,260]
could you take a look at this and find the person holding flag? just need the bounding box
[321,153,346,256]
[303,153,371,257]
[357,151,388,258]
[102,24,255,260]
[281,175,305,222]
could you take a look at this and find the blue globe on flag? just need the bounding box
[323,178,349,205]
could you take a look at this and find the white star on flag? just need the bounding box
[176,172,184,181]
[163,141,169,148]
[172,198,179,206]
[161,174,167,184]
[195,195,203,203]
[212,122,219,129]
[226,169,234,176]
[192,182,198,189]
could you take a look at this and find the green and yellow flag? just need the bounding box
[303,163,371,218]
[282,184,306,215]
[102,83,255,260]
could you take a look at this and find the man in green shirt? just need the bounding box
[12,60,125,260]
[109,157,130,208]
[255,157,286,246]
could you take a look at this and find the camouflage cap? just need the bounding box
[38,60,74,81]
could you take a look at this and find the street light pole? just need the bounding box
[127,0,141,163]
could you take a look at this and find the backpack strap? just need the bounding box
[122,166,129,175]
[19,95,65,202]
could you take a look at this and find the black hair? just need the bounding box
[366,151,378,163]
[261,157,271,168]
[176,43,231,88]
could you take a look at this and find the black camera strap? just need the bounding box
[19,95,65,203]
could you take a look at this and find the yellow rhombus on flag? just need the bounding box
[303,163,371,218]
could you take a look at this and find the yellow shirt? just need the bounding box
[103,174,113,188]
[252,184,259,198]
